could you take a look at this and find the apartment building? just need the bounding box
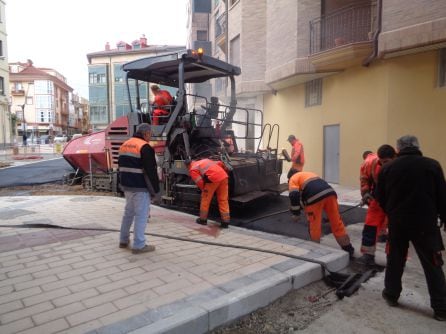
[86,35,184,130]
[68,92,89,136]
[0,0,11,147]
[9,60,74,143]
[186,0,212,98]
[205,0,446,187]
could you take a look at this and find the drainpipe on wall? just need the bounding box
[363,0,382,67]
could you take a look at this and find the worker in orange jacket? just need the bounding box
[289,170,355,258]
[186,158,230,228]
[358,145,396,266]
[287,135,305,180]
[151,85,173,125]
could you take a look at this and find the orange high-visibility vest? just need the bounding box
[189,159,228,190]
[289,171,336,206]
[360,152,381,197]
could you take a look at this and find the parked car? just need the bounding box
[70,133,83,141]
[54,134,68,143]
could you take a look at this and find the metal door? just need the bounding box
[323,124,340,183]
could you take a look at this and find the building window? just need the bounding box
[197,30,208,41]
[0,40,3,57]
[35,80,54,95]
[38,110,53,123]
[230,35,240,67]
[439,48,446,87]
[0,77,4,95]
[305,79,323,107]
[89,73,106,84]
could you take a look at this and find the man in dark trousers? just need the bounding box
[376,135,446,321]
[118,123,160,254]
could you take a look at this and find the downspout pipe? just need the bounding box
[363,0,382,67]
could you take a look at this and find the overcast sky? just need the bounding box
[6,0,188,98]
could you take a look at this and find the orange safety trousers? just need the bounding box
[361,199,388,255]
[152,109,169,125]
[199,178,230,223]
[304,195,351,247]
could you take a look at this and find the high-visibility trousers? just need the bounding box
[304,195,351,247]
[199,178,230,223]
[361,199,387,255]
[152,109,169,125]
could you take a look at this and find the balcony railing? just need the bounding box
[11,89,25,96]
[310,1,375,54]
[215,13,226,40]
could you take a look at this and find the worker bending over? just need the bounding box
[289,170,355,258]
[186,158,230,228]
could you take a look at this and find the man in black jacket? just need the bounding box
[376,135,446,321]
[118,123,160,254]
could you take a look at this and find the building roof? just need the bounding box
[10,64,73,92]
[86,45,186,63]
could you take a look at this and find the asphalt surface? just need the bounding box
[0,157,73,188]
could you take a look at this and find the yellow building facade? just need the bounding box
[264,50,446,187]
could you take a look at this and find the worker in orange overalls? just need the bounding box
[151,85,173,125]
[222,133,235,154]
[358,145,396,266]
[289,170,355,258]
[287,135,305,180]
[186,158,230,228]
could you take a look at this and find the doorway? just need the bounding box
[323,124,340,183]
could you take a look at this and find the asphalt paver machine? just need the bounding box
[63,49,287,210]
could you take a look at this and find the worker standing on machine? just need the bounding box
[150,84,173,125]
[357,145,396,266]
[186,158,230,228]
[287,135,305,180]
[288,170,355,258]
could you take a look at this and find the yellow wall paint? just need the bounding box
[264,50,446,187]
[265,62,389,186]
[386,52,446,165]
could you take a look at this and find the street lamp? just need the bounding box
[18,104,27,146]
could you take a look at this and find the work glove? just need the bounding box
[151,192,162,205]
[360,192,374,206]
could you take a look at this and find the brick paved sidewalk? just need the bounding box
[0,196,348,334]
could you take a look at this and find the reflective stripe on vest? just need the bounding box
[118,167,143,174]
[306,188,334,204]
[191,160,219,178]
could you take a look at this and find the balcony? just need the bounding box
[309,1,376,71]
[11,89,25,96]
[215,13,227,53]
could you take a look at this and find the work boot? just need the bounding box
[195,218,207,225]
[119,242,129,249]
[382,289,399,307]
[434,311,446,321]
[220,222,229,229]
[341,244,355,260]
[356,254,376,266]
[132,244,156,254]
